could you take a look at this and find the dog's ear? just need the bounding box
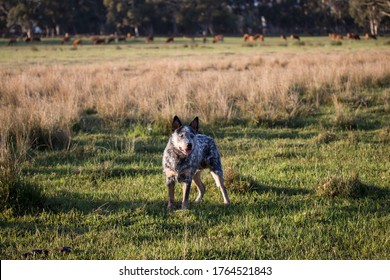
[189,116,199,133]
[172,116,182,131]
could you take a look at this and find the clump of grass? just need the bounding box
[330,41,342,46]
[224,167,254,193]
[315,131,338,144]
[277,42,288,47]
[0,142,43,214]
[332,95,359,129]
[315,173,366,198]
[375,126,390,143]
[292,41,305,46]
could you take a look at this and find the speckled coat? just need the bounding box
[162,116,230,210]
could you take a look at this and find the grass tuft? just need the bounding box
[315,131,338,144]
[0,144,44,214]
[224,167,255,193]
[376,126,390,143]
[315,173,366,198]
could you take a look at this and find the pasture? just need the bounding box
[0,36,389,259]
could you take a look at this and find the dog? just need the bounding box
[162,116,230,210]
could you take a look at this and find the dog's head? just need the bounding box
[170,116,199,156]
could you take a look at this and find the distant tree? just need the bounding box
[104,0,159,36]
[0,0,13,35]
[349,0,390,35]
[6,0,39,36]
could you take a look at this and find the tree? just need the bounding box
[6,0,40,35]
[349,0,390,35]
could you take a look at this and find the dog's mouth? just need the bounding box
[179,147,192,155]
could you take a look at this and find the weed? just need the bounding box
[376,126,390,143]
[315,173,366,198]
[224,167,254,193]
[315,131,338,144]
[0,142,43,214]
[332,95,359,129]
[329,41,342,46]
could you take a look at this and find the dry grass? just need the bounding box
[0,50,389,153]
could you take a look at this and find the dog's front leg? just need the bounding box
[166,177,175,211]
[181,182,191,210]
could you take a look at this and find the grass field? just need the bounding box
[0,36,389,259]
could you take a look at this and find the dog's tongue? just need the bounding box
[181,147,191,155]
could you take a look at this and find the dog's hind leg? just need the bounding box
[193,170,205,204]
[210,171,230,205]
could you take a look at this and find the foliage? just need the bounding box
[1,0,389,36]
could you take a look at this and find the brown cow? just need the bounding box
[243,34,250,42]
[329,33,343,40]
[91,36,105,44]
[166,37,174,43]
[61,33,71,44]
[364,33,377,40]
[254,34,264,42]
[24,36,41,43]
[290,34,300,40]
[145,35,154,43]
[212,34,224,43]
[106,36,115,44]
[72,38,82,47]
[280,34,287,40]
[346,33,360,40]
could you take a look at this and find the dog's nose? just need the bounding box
[187,143,192,150]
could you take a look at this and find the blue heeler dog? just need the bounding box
[163,116,230,210]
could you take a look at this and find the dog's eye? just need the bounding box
[179,134,185,138]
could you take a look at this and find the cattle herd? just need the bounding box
[5,32,379,46]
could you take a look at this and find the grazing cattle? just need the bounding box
[166,37,174,43]
[243,34,250,42]
[145,35,154,43]
[365,33,377,40]
[127,33,132,39]
[91,37,105,44]
[72,38,82,47]
[346,33,360,40]
[212,34,224,43]
[61,33,71,44]
[290,34,300,40]
[7,38,17,46]
[106,36,115,44]
[329,33,343,40]
[280,34,287,40]
[254,34,264,42]
[24,36,41,43]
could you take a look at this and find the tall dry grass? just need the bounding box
[0,50,389,150]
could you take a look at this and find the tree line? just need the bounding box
[1,0,389,38]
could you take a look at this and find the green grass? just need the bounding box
[0,37,389,260]
[0,36,389,66]
[1,115,389,259]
